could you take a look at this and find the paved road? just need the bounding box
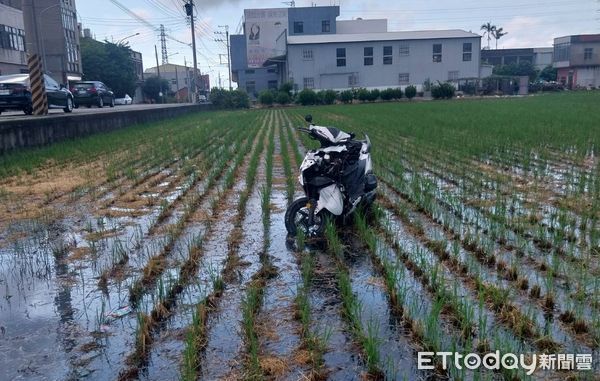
[0,103,198,122]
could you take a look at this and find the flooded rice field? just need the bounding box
[1,99,599,380]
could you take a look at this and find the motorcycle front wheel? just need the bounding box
[285,197,329,237]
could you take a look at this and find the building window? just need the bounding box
[0,25,25,52]
[302,49,313,60]
[398,73,409,84]
[337,48,346,67]
[364,47,373,66]
[383,46,393,64]
[268,80,278,89]
[448,71,459,81]
[267,68,277,73]
[294,21,304,34]
[584,48,593,60]
[303,77,314,89]
[554,43,570,61]
[463,43,472,61]
[348,73,359,87]
[399,43,409,56]
[245,69,255,74]
[433,44,442,62]
[322,20,330,33]
[246,81,256,95]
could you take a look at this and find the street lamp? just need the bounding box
[37,3,62,74]
[116,32,140,45]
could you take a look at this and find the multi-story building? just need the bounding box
[481,47,553,70]
[231,6,340,97]
[230,5,481,95]
[287,30,481,91]
[553,34,600,89]
[0,0,82,83]
[0,1,27,75]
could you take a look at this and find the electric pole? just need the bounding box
[215,25,232,90]
[160,24,168,64]
[21,0,48,115]
[155,45,163,103]
[185,0,199,102]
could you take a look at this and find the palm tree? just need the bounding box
[480,22,496,50]
[493,27,508,49]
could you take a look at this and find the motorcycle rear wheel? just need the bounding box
[285,197,329,237]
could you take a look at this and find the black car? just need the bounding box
[0,74,74,115]
[70,81,115,108]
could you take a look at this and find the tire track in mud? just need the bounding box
[195,114,273,381]
[116,112,268,380]
[139,110,272,381]
[245,109,312,380]
[280,110,369,379]
[282,109,427,380]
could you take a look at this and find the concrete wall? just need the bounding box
[0,104,213,154]
[336,19,387,34]
[288,36,481,91]
[288,6,339,35]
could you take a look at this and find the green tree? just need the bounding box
[142,76,170,102]
[279,81,293,96]
[276,91,290,105]
[493,27,507,49]
[321,89,337,105]
[339,90,354,104]
[80,37,137,98]
[481,22,496,50]
[539,65,558,82]
[296,89,317,105]
[405,85,416,99]
[493,61,539,81]
[258,90,274,106]
[230,89,250,108]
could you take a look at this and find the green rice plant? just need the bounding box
[241,282,264,380]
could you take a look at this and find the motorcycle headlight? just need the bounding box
[324,154,330,161]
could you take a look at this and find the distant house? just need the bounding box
[481,48,553,71]
[144,63,209,101]
[230,5,482,95]
[553,34,600,89]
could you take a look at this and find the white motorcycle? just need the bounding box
[285,115,377,236]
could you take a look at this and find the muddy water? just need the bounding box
[341,233,425,380]
[253,118,310,379]
[306,250,366,380]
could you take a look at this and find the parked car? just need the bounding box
[0,73,74,115]
[114,94,132,105]
[70,81,115,108]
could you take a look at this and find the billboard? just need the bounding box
[244,8,288,68]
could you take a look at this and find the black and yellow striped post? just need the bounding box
[26,53,47,115]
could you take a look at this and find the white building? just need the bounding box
[286,30,481,91]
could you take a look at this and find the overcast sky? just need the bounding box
[76,0,599,88]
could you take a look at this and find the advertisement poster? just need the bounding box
[244,8,288,68]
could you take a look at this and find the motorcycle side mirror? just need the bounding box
[304,114,313,123]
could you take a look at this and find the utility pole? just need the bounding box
[155,45,163,103]
[21,0,47,115]
[175,66,179,102]
[215,25,232,90]
[185,0,199,102]
[160,24,168,64]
